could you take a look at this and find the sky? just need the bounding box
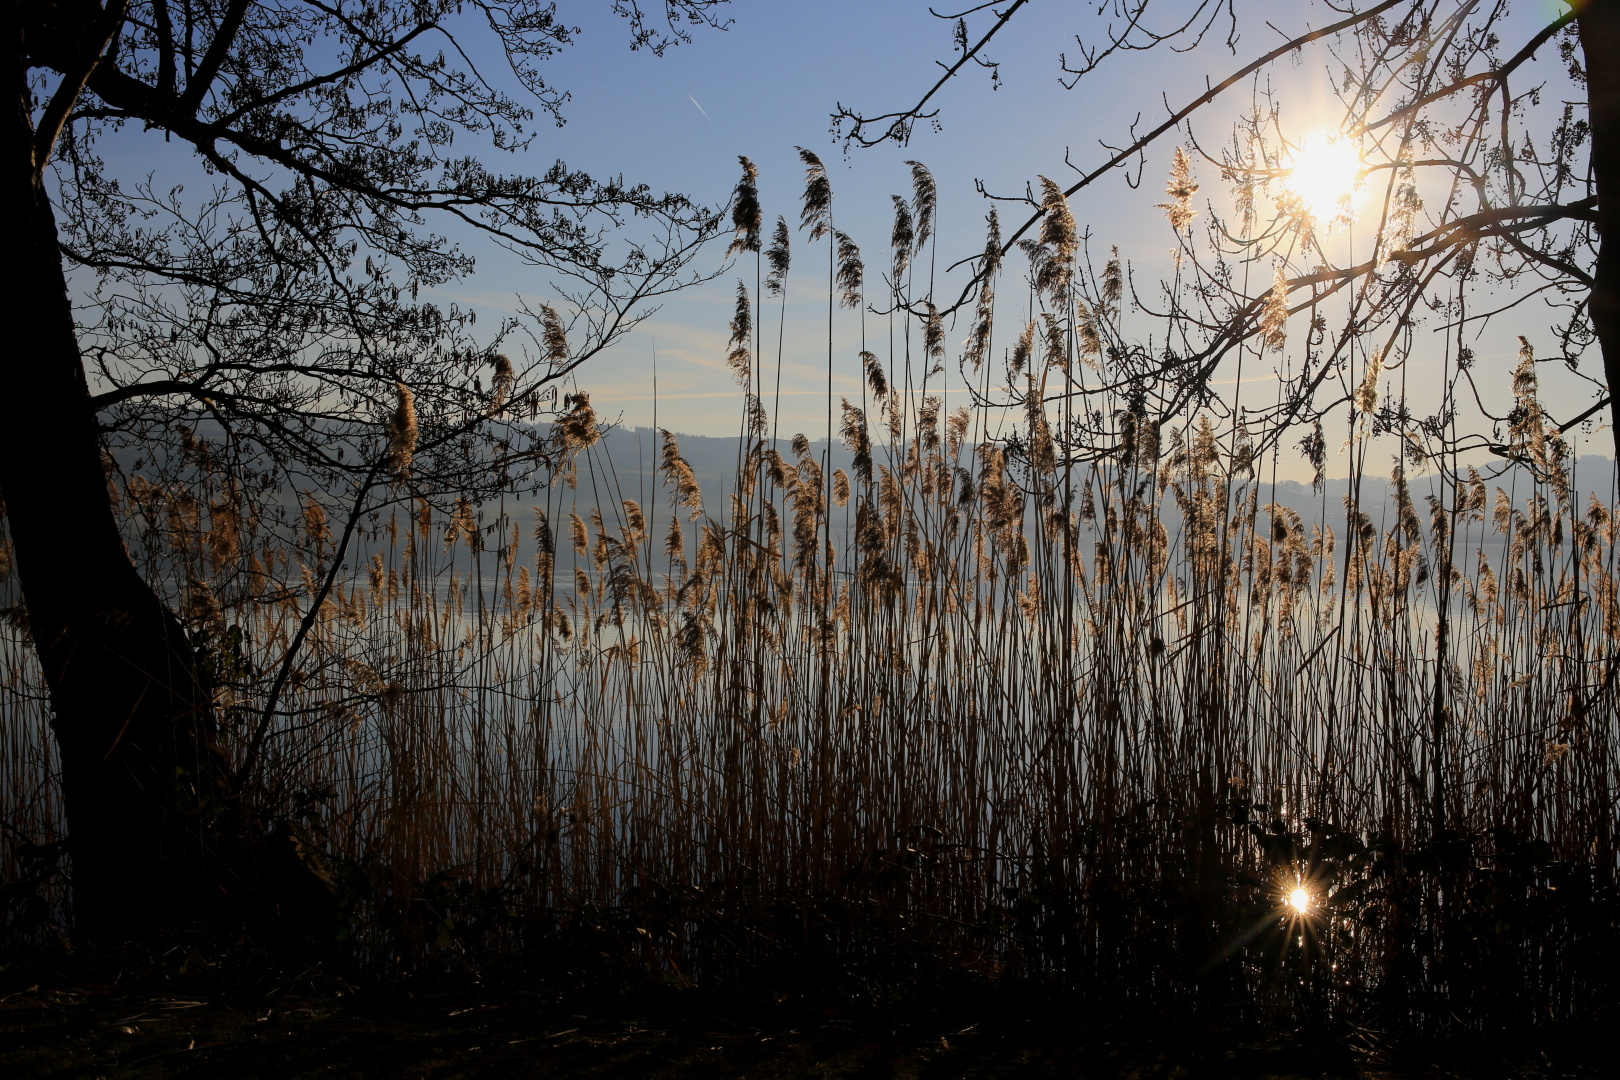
[415,0,1606,477]
[439,0,1210,436]
[79,0,1607,481]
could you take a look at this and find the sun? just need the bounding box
[1286,134,1362,221]
[1287,886,1312,915]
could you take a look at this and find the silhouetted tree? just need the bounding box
[9,0,727,939]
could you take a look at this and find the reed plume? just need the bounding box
[795,147,832,241]
[1033,176,1077,302]
[890,195,914,281]
[1157,146,1199,231]
[490,353,515,410]
[1260,263,1289,351]
[906,160,936,254]
[834,231,863,309]
[385,381,418,478]
[764,216,791,296]
[728,280,752,383]
[660,428,703,518]
[539,304,570,367]
[727,156,762,257]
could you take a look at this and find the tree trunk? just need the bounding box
[5,74,214,940]
[1580,0,1620,465]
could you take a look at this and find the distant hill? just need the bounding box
[554,424,1616,548]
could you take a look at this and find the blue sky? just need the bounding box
[442,0,1258,434]
[428,0,1603,474]
[77,1,1605,476]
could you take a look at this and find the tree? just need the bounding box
[836,0,1618,470]
[9,0,728,939]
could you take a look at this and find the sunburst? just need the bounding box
[1286,134,1362,221]
[1287,885,1312,915]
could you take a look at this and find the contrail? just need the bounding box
[688,95,712,123]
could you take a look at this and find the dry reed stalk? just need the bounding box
[0,181,1614,1038]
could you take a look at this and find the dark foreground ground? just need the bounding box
[0,957,1604,1080]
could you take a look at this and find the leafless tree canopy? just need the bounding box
[10,0,731,935]
[45,0,730,507]
[837,1,1617,476]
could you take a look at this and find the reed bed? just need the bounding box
[2,174,1617,1035]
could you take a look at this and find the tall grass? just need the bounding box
[2,177,1616,1035]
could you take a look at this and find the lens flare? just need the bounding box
[1288,886,1311,914]
[1286,134,1361,221]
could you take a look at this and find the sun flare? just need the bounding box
[1286,134,1362,221]
[1288,887,1312,915]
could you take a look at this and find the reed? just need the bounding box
[1,172,1615,1037]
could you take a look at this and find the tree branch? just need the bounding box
[832,0,1029,148]
[33,0,130,175]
